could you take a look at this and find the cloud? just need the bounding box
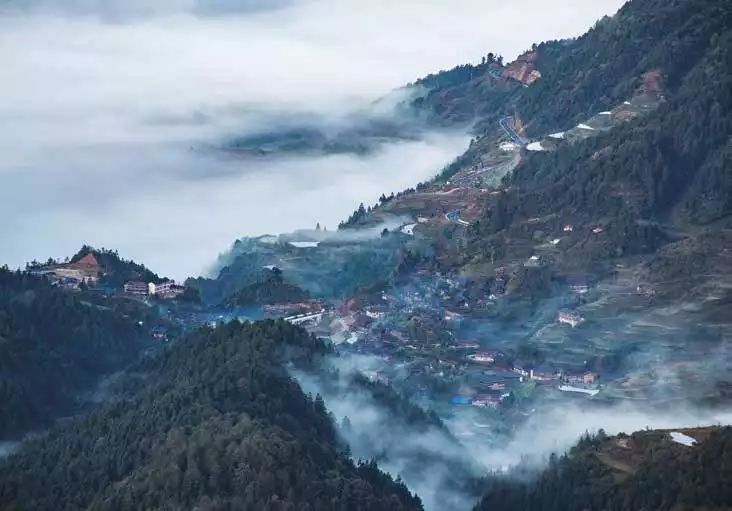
[452,402,732,472]
[0,0,625,279]
[3,0,295,19]
[291,356,484,511]
[0,131,470,280]
[291,352,732,511]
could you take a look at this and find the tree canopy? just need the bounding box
[0,268,153,438]
[0,320,422,511]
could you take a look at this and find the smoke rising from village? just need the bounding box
[0,0,624,279]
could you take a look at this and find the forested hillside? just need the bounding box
[409,56,516,125]
[466,0,731,267]
[0,320,422,511]
[342,375,486,508]
[222,268,310,307]
[194,234,408,305]
[412,0,731,137]
[0,268,153,439]
[509,0,731,136]
[473,427,732,511]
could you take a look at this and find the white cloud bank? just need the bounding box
[0,0,625,279]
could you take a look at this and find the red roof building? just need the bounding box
[73,253,100,268]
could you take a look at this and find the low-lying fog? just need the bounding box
[0,0,625,280]
[293,354,732,511]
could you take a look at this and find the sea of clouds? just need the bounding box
[0,0,624,279]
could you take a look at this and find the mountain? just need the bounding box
[516,0,731,137]
[408,54,515,125]
[192,231,409,305]
[343,0,732,294]
[0,267,155,439]
[237,0,729,298]
[470,9,731,226]
[0,320,422,511]
[221,267,310,308]
[444,0,731,315]
[412,0,731,137]
[474,426,732,511]
[222,113,424,158]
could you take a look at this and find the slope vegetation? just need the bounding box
[0,320,422,511]
[222,268,310,308]
[467,0,731,271]
[0,268,153,439]
[474,426,732,511]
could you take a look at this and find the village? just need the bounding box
[22,54,725,439]
[30,252,186,299]
[257,237,728,442]
[208,70,728,435]
[26,251,220,344]
[278,269,601,415]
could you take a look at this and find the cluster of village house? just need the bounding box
[446,342,600,408]
[259,301,601,411]
[31,252,185,300]
[123,280,185,300]
[510,359,597,385]
[272,264,596,384]
[558,310,585,327]
[239,252,603,410]
[287,295,599,409]
[263,300,325,317]
[31,253,103,288]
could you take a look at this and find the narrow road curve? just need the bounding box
[499,116,528,145]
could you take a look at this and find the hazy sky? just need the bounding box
[0,0,625,279]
